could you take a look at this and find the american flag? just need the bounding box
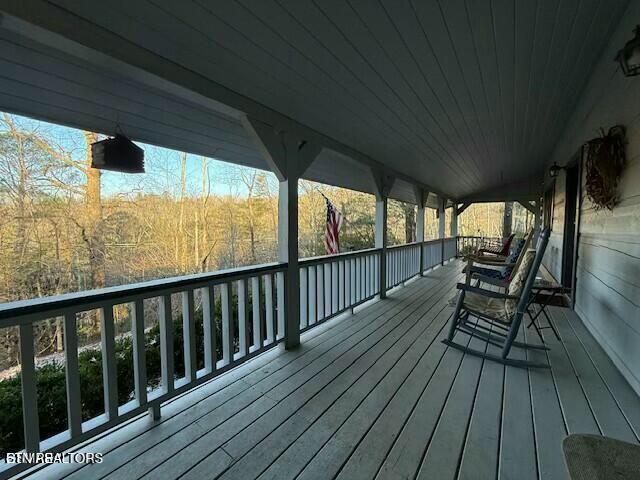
[323,195,344,254]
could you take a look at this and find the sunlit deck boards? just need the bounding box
[22,260,640,480]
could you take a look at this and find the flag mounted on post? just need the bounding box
[323,194,344,254]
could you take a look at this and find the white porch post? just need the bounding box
[414,186,426,275]
[438,197,446,238]
[372,170,394,299]
[533,199,541,243]
[438,197,446,265]
[451,204,458,256]
[451,205,458,238]
[242,117,321,349]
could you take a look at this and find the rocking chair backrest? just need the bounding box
[514,228,550,317]
[499,233,516,256]
[506,229,535,279]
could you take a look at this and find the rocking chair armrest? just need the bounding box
[464,253,507,262]
[475,253,507,261]
[455,283,519,300]
[469,260,516,267]
[472,259,516,267]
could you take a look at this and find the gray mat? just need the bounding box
[563,434,640,480]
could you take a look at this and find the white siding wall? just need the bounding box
[549,1,640,395]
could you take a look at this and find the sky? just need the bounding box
[2,111,276,199]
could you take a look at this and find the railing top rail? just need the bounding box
[0,261,286,322]
[457,235,502,239]
[299,247,381,265]
[387,241,422,250]
[421,238,441,245]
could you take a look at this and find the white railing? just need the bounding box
[0,262,286,469]
[386,243,421,288]
[422,238,444,271]
[443,237,457,262]
[456,235,502,256]
[0,238,460,477]
[299,248,381,331]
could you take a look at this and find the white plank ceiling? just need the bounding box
[0,0,631,202]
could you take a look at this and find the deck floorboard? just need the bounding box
[18,260,640,480]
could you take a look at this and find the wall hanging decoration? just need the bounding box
[584,125,626,210]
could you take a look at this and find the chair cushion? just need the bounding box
[447,289,512,323]
[505,249,536,317]
[461,291,512,322]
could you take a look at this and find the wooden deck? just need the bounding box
[22,260,640,480]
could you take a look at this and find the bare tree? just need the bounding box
[82,131,105,289]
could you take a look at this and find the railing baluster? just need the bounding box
[264,274,274,344]
[345,259,351,308]
[237,280,248,358]
[372,254,376,294]
[252,276,264,351]
[361,256,365,300]
[392,250,396,286]
[356,256,362,302]
[202,285,216,373]
[300,268,308,329]
[131,300,147,406]
[317,265,324,322]
[373,254,378,294]
[101,306,118,420]
[412,246,416,276]
[367,255,372,297]
[221,282,233,365]
[331,261,338,315]
[349,258,355,305]
[182,290,197,381]
[63,312,82,437]
[276,271,285,340]
[338,260,344,311]
[390,250,394,286]
[308,265,316,325]
[19,322,40,452]
[159,294,174,394]
[243,279,251,354]
[364,255,369,297]
[360,256,365,299]
[323,263,330,317]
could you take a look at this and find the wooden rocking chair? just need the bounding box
[477,233,515,257]
[443,228,551,368]
[464,229,534,289]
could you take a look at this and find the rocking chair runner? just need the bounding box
[477,233,515,257]
[443,228,551,368]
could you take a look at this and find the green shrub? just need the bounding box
[0,309,225,457]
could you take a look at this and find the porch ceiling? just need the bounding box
[0,0,631,202]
